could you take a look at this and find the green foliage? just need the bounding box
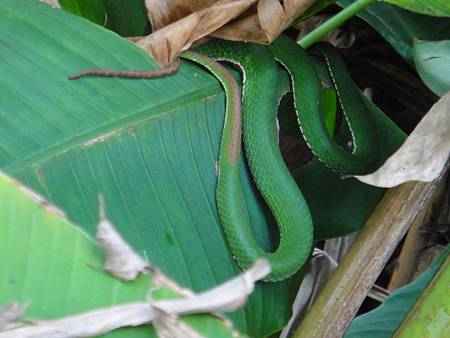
[395,253,449,338]
[58,0,150,36]
[0,174,151,337]
[384,0,450,17]
[59,0,107,26]
[337,0,450,61]
[0,174,241,337]
[414,40,450,96]
[344,248,449,338]
[102,0,150,36]
[0,0,419,336]
[0,1,294,336]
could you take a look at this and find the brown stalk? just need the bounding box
[292,162,449,338]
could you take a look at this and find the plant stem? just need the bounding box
[297,0,377,48]
[290,167,448,338]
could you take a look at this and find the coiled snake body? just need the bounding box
[71,35,378,282]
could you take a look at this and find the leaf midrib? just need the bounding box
[3,87,223,174]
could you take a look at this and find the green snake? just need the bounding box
[70,35,378,282]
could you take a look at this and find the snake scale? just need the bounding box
[70,35,378,282]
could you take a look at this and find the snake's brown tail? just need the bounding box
[68,58,181,80]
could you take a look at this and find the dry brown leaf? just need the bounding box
[139,0,314,65]
[139,0,258,66]
[214,0,315,43]
[155,259,271,314]
[355,92,450,188]
[96,196,150,281]
[145,0,219,30]
[0,260,269,338]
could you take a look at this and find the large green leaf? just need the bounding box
[337,0,450,61]
[0,173,242,337]
[413,39,450,96]
[384,0,450,17]
[0,1,407,335]
[0,1,292,336]
[344,248,449,338]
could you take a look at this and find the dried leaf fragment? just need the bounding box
[355,92,450,187]
[155,259,271,314]
[0,260,269,338]
[0,302,153,338]
[96,196,149,281]
[139,0,314,66]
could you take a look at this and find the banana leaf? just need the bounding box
[0,0,405,335]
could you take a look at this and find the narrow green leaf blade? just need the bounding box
[344,248,449,338]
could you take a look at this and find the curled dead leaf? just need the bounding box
[214,0,315,43]
[139,0,314,65]
[355,92,450,188]
[139,0,258,66]
[146,0,220,30]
